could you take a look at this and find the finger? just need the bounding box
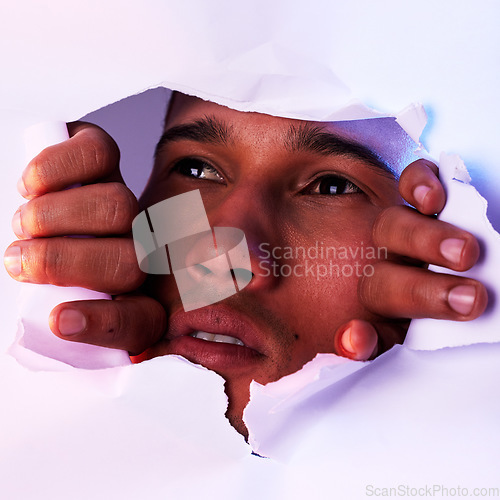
[373,205,480,272]
[49,295,167,355]
[334,319,379,361]
[19,122,121,198]
[359,261,488,320]
[399,159,446,215]
[12,183,138,239]
[4,238,144,295]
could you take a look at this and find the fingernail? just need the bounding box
[58,309,86,336]
[340,325,377,361]
[11,207,26,238]
[448,285,476,316]
[413,185,431,206]
[17,176,29,197]
[4,246,22,276]
[341,326,355,354]
[440,238,465,265]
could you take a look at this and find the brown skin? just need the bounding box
[5,96,487,437]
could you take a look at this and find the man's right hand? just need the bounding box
[334,159,487,361]
[4,122,166,355]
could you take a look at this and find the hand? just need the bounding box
[4,122,166,355]
[4,129,488,364]
[334,159,488,361]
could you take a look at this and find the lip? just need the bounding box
[165,304,267,373]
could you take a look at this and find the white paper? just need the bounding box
[0,354,258,499]
[244,353,369,457]
[3,342,499,499]
[243,344,500,470]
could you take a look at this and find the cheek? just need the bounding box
[286,209,380,287]
[140,168,199,209]
[273,215,382,353]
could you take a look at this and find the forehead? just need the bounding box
[167,93,352,139]
[165,94,418,175]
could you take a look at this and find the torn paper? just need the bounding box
[243,343,500,468]
[244,352,369,458]
[0,354,258,500]
[3,340,500,499]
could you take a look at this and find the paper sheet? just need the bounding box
[0,354,257,499]
[2,342,499,499]
[1,1,500,498]
[244,344,500,468]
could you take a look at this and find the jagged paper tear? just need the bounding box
[243,343,500,474]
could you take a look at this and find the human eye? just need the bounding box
[305,174,362,195]
[172,157,225,184]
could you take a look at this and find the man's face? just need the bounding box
[139,94,402,435]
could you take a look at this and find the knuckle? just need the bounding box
[40,239,70,285]
[408,275,429,311]
[86,131,120,175]
[357,263,383,310]
[101,303,126,347]
[398,221,419,251]
[103,241,144,293]
[101,298,162,355]
[24,198,51,236]
[372,206,398,247]
[359,262,428,317]
[27,151,61,192]
[402,270,444,318]
[379,206,421,252]
[70,131,118,179]
[101,183,138,233]
[74,138,103,176]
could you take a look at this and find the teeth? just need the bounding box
[190,331,245,346]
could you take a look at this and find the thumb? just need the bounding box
[334,319,379,361]
[49,294,167,356]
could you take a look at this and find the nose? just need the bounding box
[201,187,281,293]
[168,226,253,311]
[134,187,280,310]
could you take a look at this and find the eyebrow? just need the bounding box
[155,116,395,178]
[285,122,396,178]
[155,116,232,157]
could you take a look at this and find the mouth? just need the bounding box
[164,304,266,373]
[190,331,246,346]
